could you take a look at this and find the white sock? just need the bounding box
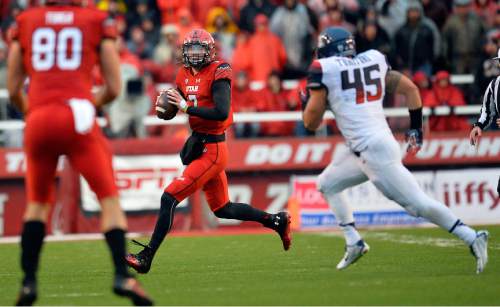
[340,223,361,246]
[323,191,361,245]
[450,220,476,246]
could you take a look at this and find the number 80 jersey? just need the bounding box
[12,6,116,111]
[307,49,391,152]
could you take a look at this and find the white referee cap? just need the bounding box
[493,49,500,60]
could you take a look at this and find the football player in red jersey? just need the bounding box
[126,29,292,274]
[7,0,152,305]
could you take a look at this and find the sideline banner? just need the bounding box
[2,132,500,178]
[289,168,500,229]
[289,174,432,228]
[2,132,499,236]
[435,169,500,224]
[227,132,500,171]
[80,155,185,213]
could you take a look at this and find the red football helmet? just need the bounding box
[182,29,216,68]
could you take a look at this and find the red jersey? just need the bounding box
[175,61,234,135]
[12,5,116,111]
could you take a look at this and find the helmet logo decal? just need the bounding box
[317,27,356,59]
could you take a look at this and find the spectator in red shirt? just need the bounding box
[425,71,470,132]
[232,71,261,138]
[115,14,127,36]
[176,7,201,41]
[473,0,498,28]
[232,14,287,83]
[257,71,298,137]
[413,71,438,133]
[413,71,437,106]
[231,31,251,75]
[156,0,191,24]
[0,0,10,23]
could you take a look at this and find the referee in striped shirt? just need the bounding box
[469,48,500,195]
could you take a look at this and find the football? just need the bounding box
[156,88,179,120]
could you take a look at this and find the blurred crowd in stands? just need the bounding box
[0,0,499,144]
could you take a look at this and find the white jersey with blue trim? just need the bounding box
[316,49,391,151]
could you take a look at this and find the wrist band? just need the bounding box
[409,107,423,130]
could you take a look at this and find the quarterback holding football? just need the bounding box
[126,29,292,274]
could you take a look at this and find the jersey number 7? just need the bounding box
[341,64,382,104]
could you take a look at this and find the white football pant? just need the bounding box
[318,133,459,231]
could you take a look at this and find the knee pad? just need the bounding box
[213,202,234,219]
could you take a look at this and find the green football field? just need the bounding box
[1,226,499,306]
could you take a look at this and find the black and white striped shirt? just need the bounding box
[475,76,500,130]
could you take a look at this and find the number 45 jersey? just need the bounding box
[12,6,116,111]
[307,49,391,152]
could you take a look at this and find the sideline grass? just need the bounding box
[0,226,498,305]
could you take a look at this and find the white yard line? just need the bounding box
[45,292,103,298]
[317,231,500,250]
[2,230,498,251]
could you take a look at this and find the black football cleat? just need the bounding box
[15,281,37,306]
[126,240,154,274]
[113,275,154,306]
[273,212,292,251]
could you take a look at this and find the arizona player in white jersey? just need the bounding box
[301,27,489,273]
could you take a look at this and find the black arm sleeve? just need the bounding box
[186,79,230,121]
[306,60,327,91]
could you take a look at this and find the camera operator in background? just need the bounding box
[105,37,152,138]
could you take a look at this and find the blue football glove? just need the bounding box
[405,128,423,155]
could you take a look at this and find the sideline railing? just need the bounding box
[0,106,482,131]
[0,72,481,131]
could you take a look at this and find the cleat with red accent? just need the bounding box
[113,276,154,306]
[273,212,292,251]
[126,240,154,274]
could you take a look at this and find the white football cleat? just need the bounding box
[470,230,489,274]
[336,240,370,270]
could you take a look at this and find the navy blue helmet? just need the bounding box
[316,27,356,59]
